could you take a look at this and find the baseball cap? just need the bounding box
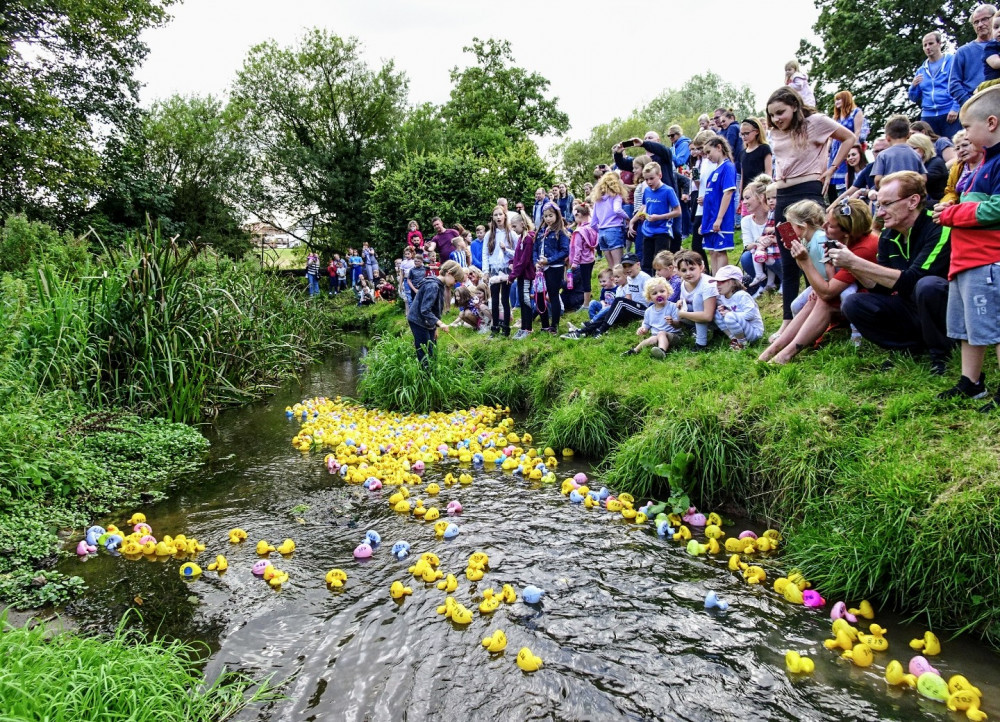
[708,265,743,284]
[621,253,640,266]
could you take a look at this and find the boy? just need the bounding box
[934,86,1000,409]
[471,226,485,270]
[564,253,650,338]
[332,253,347,293]
[636,161,681,275]
[873,115,927,188]
[651,250,683,302]
[588,268,617,320]
[406,253,427,299]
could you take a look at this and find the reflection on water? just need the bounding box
[63,337,1000,721]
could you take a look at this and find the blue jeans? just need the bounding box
[922,113,962,141]
[307,272,320,296]
[588,299,603,319]
[739,250,755,278]
[409,321,436,366]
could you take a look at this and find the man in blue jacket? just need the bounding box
[910,31,961,138]
[950,4,997,109]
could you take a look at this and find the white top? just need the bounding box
[741,216,768,249]
[696,158,719,216]
[625,271,652,307]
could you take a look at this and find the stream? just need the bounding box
[61,336,1000,721]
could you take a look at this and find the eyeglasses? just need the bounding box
[877,197,909,209]
[667,133,678,138]
[739,131,752,137]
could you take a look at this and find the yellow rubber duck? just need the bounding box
[606,499,623,512]
[325,569,347,588]
[754,536,776,552]
[468,552,489,568]
[823,628,854,651]
[207,555,228,572]
[706,537,721,555]
[451,604,474,625]
[394,499,411,513]
[437,596,457,618]
[140,540,156,555]
[482,630,507,653]
[390,581,413,599]
[500,584,517,604]
[724,538,744,553]
[832,618,860,641]
[858,624,889,652]
[437,574,458,592]
[635,512,648,525]
[412,500,426,517]
[704,524,725,540]
[120,539,142,555]
[459,473,473,485]
[948,690,988,721]
[561,448,574,457]
[516,647,543,672]
[424,507,440,521]
[909,631,941,655]
[155,540,177,556]
[584,496,598,509]
[426,483,440,495]
[842,642,874,667]
[783,583,804,604]
[672,525,692,542]
[466,567,484,581]
[707,512,723,526]
[528,467,543,480]
[786,571,810,590]
[785,651,815,674]
[729,555,743,572]
[422,552,440,567]
[267,569,289,588]
[408,559,431,578]
[127,513,147,526]
[443,473,457,486]
[388,492,405,506]
[743,566,766,584]
[560,479,575,495]
[885,660,917,688]
[949,675,983,698]
[621,507,637,520]
[434,520,450,537]
[848,599,875,619]
[256,540,275,555]
[421,565,443,583]
[479,596,500,614]
[276,539,296,555]
[618,493,634,505]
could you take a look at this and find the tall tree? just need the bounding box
[443,38,569,154]
[0,0,176,224]
[229,30,408,250]
[798,0,972,130]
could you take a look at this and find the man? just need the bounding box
[429,217,460,309]
[910,31,962,139]
[873,115,926,188]
[950,4,998,109]
[497,197,519,225]
[832,171,952,374]
[532,187,547,229]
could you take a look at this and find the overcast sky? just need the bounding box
[138,0,822,153]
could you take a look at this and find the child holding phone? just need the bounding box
[782,200,831,315]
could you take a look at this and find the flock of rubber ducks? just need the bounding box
[75,513,212,573]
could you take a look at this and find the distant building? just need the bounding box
[245,222,295,248]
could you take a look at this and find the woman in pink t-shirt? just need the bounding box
[766,86,857,332]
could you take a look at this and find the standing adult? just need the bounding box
[406,260,465,366]
[766,86,857,335]
[497,197,520,225]
[827,91,866,203]
[557,184,575,221]
[950,4,998,109]
[667,125,691,169]
[305,251,320,296]
[715,109,744,169]
[532,188,547,229]
[361,242,379,282]
[909,31,962,139]
[833,171,953,374]
[429,217,459,262]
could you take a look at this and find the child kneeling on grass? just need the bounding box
[623,277,684,358]
[671,250,718,351]
[710,265,765,349]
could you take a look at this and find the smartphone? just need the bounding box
[823,239,839,251]
[776,222,797,249]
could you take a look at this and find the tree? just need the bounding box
[798,0,972,130]
[555,72,756,192]
[229,30,408,251]
[0,0,176,224]
[443,38,569,154]
[367,141,552,256]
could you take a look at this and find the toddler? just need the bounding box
[711,265,765,350]
[651,250,682,302]
[623,277,684,358]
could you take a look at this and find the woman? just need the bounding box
[826,91,866,203]
[907,133,948,206]
[406,259,465,366]
[766,85,857,337]
[941,131,983,205]
[844,144,868,191]
[361,242,379,282]
[910,121,958,167]
[557,183,574,222]
[759,198,878,363]
[740,117,773,185]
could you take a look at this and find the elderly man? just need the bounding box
[910,31,962,139]
[950,4,998,109]
[832,171,953,374]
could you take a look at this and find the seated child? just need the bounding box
[651,250,682,302]
[355,277,374,306]
[670,250,718,351]
[623,276,684,359]
[588,268,617,320]
[710,265,764,349]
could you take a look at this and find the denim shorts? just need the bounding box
[598,226,626,251]
[947,263,1000,345]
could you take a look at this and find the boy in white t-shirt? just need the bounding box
[564,254,649,338]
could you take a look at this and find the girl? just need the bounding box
[739,117,773,188]
[711,265,765,350]
[766,85,856,337]
[651,250,682,302]
[784,59,816,108]
[533,205,571,334]
[827,91,866,204]
[739,174,778,289]
[626,155,650,255]
[569,203,599,307]
[400,247,416,310]
[782,199,830,317]
[406,220,424,251]
[509,211,536,339]
[406,260,466,366]
[482,206,515,337]
[671,250,718,351]
[452,285,482,330]
[590,171,630,270]
[690,130,718,269]
[759,198,877,364]
[700,136,737,274]
[623,277,684,359]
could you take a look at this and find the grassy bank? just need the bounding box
[340,288,1000,645]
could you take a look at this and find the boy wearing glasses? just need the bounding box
[934,86,1000,407]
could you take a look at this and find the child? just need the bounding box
[400,248,416,309]
[935,86,1000,408]
[590,170,630,269]
[406,259,466,366]
[452,285,482,330]
[588,268,616,320]
[471,225,485,271]
[334,253,347,293]
[483,205,516,337]
[671,250,718,351]
[783,199,831,315]
[406,253,427,299]
[651,250,682,302]
[355,276,374,306]
[450,236,469,268]
[406,220,424,250]
[569,203,599,307]
[977,13,1000,93]
[327,257,337,296]
[348,248,364,287]
[636,161,681,274]
[510,212,536,339]
[623,277,684,359]
[700,136,738,274]
[565,253,649,338]
[710,265,765,349]
[533,205,571,334]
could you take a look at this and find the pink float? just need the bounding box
[252,560,271,576]
[830,601,857,623]
[412,460,425,473]
[353,543,373,559]
[447,500,463,514]
[76,540,96,556]
[802,590,826,607]
[909,656,940,677]
[738,530,758,540]
[573,473,588,484]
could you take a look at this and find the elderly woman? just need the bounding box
[907,132,948,206]
[941,130,983,205]
[759,198,879,363]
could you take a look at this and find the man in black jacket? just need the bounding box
[615,132,682,250]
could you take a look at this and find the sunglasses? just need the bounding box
[839,199,852,216]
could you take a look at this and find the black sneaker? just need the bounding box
[622,348,639,357]
[691,343,710,353]
[979,393,1000,413]
[929,355,948,376]
[937,374,988,400]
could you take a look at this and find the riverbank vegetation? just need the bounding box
[338,294,1000,646]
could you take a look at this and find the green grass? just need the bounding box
[0,611,278,721]
[341,272,1000,646]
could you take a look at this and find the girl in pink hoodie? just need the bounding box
[569,203,599,306]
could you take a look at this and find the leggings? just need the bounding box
[690,217,710,268]
[537,266,564,330]
[515,278,534,332]
[490,280,511,330]
[642,234,670,276]
[578,262,594,297]
[775,180,824,320]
